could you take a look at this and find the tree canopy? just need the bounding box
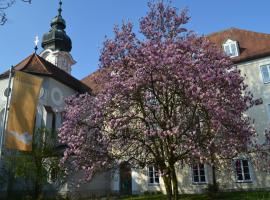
[59,2,260,200]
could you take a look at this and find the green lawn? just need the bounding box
[120,191,270,200]
[4,191,270,200]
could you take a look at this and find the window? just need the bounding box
[235,159,252,182]
[223,39,239,57]
[44,106,56,132]
[146,90,158,107]
[267,104,270,121]
[148,166,159,184]
[192,164,206,184]
[52,112,56,133]
[51,167,58,182]
[260,65,270,83]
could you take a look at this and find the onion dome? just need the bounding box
[41,0,72,52]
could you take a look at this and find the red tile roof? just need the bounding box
[81,68,109,94]
[0,53,91,93]
[207,27,270,63]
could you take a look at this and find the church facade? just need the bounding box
[0,1,91,198]
[0,1,269,199]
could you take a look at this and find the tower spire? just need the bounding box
[40,0,76,74]
[58,0,62,16]
[41,0,71,52]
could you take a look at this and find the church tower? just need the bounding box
[40,0,76,74]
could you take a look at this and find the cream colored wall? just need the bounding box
[212,57,270,191]
[238,56,270,143]
[217,163,270,191]
[130,165,210,194]
[39,77,75,110]
[132,162,269,195]
[63,170,112,198]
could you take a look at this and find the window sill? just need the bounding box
[236,180,252,183]
[148,183,160,186]
[192,182,208,185]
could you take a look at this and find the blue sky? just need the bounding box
[1,0,270,80]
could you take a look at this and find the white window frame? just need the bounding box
[267,104,270,121]
[191,164,207,184]
[223,39,239,58]
[148,166,160,185]
[234,159,252,183]
[260,64,270,84]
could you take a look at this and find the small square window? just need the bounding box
[260,65,270,83]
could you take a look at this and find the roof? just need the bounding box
[207,27,270,63]
[81,68,109,94]
[0,53,91,93]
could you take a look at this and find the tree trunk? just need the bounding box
[170,166,179,200]
[212,165,218,192]
[210,146,218,193]
[162,173,173,200]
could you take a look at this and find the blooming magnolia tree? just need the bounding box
[59,2,258,200]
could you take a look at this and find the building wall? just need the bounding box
[215,56,270,191]
[108,56,270,195]
[238,56,270,143]
[1,55,270,197]
[128,165,209,194]
[61,171,112,198]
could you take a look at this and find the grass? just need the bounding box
[120,191,270,200]
[4,190,270,200]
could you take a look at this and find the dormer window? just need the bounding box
[223,39,239,58]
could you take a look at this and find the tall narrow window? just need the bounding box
[51,112,56,133]
[261,65,270,83]
[148,166,159,184]
[192,164,206,184]
[235,159,252,182]
[223,39,239,57]
[51,167,58,182]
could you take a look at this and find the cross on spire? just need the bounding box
[34,35,39,53]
